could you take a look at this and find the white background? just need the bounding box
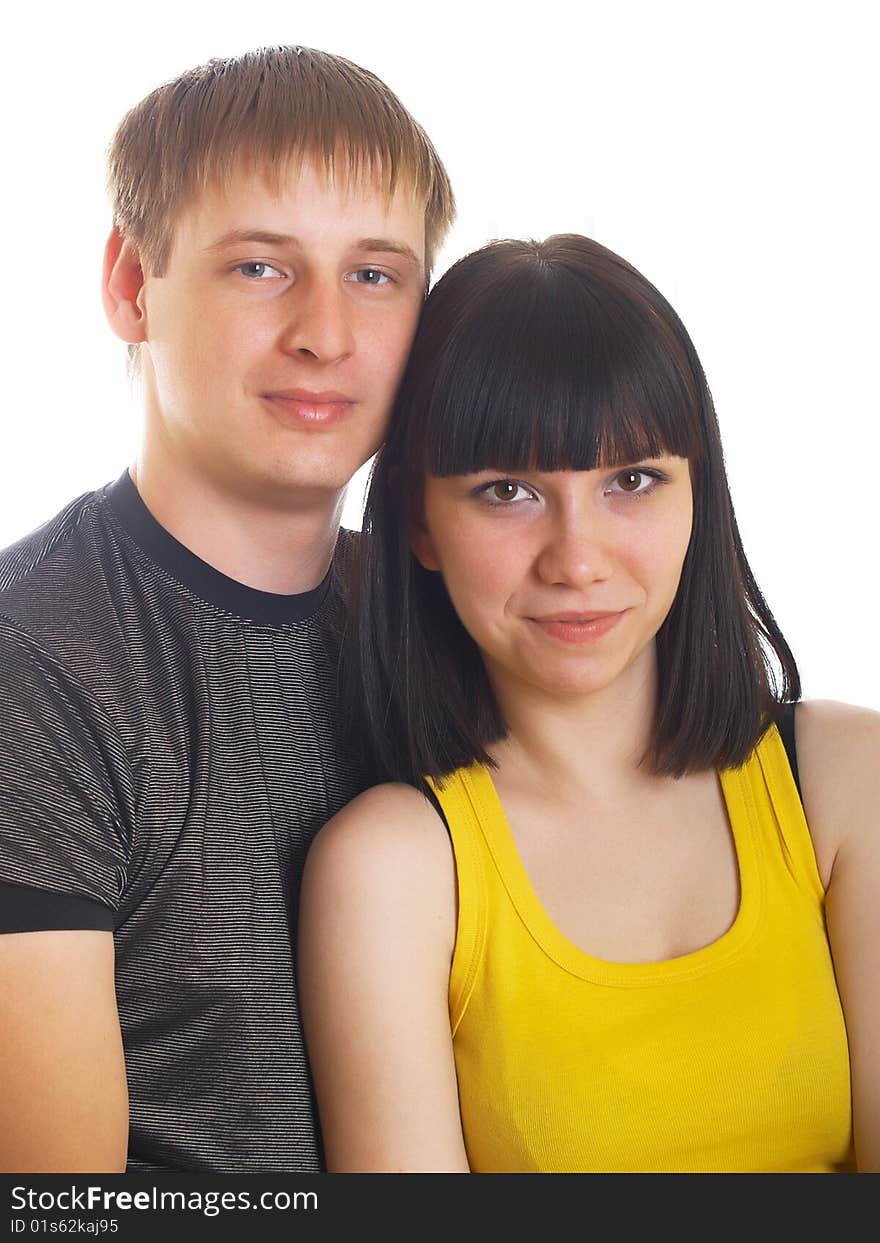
[1,1,876,708]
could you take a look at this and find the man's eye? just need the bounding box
[236,261,283,279]
[347,268,392,286]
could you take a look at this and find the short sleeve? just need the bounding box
[0,879,116,932]
[0,616,132,924]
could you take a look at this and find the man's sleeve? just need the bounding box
[0,617,131,932]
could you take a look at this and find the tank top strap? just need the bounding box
[737,723,826,903]
[427,765,491,1033]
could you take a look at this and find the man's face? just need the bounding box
[138,160,427,506]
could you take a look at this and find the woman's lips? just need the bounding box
[261,390,355,426]
[528,611,627,644]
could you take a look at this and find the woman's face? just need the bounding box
[412,456,694,701]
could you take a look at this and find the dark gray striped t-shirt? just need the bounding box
[0,471,371,1173]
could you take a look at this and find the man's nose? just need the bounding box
[279,277,355,363]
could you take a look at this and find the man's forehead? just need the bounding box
[191,152,422,215]
[172,155,426,251]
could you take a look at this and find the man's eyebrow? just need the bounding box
[356,238,423,268]
[206,229,295,251]
[205,230,422,267]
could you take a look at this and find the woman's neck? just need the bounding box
[487,645,661,798]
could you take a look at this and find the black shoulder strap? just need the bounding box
[423,782,453,838]
[777,701,803,805]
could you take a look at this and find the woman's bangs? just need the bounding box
[422,268,702,477]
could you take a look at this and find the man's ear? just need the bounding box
[409,520,441,572]
[102,227,148,344]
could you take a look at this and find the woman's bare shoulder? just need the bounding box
[313,781,448,849]
[795,699,880,871]
[297,781,466,1173]
[796,698,880,783]
[299,780,458,1009]
[303,781,454,907]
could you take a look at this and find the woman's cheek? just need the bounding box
[442,550,513,641]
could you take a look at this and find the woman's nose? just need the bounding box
[534,510,613,587]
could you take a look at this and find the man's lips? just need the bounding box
[261,389,356,426]
[527,610,628,644]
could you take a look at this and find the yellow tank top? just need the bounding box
[429,725,854,1172]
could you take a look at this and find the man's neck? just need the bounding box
[130,455,346,596]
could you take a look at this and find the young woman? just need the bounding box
[297,235,879,1173]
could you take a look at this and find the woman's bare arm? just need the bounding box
[298,782,469,1172]
[798,699,880,1172]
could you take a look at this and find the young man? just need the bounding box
[0,45,454,1173]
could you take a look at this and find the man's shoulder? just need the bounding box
[0,485,112,608]
[0,481,133,678]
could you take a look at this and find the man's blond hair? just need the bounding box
[107,44,455,277]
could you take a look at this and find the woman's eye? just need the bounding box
[236,261,283,280]
[607,469,655,496]
[347,268,392,286]
[481,480,533,505]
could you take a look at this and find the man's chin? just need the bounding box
[227,462,357,511]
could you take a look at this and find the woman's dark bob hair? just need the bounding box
[344,234,799,785]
